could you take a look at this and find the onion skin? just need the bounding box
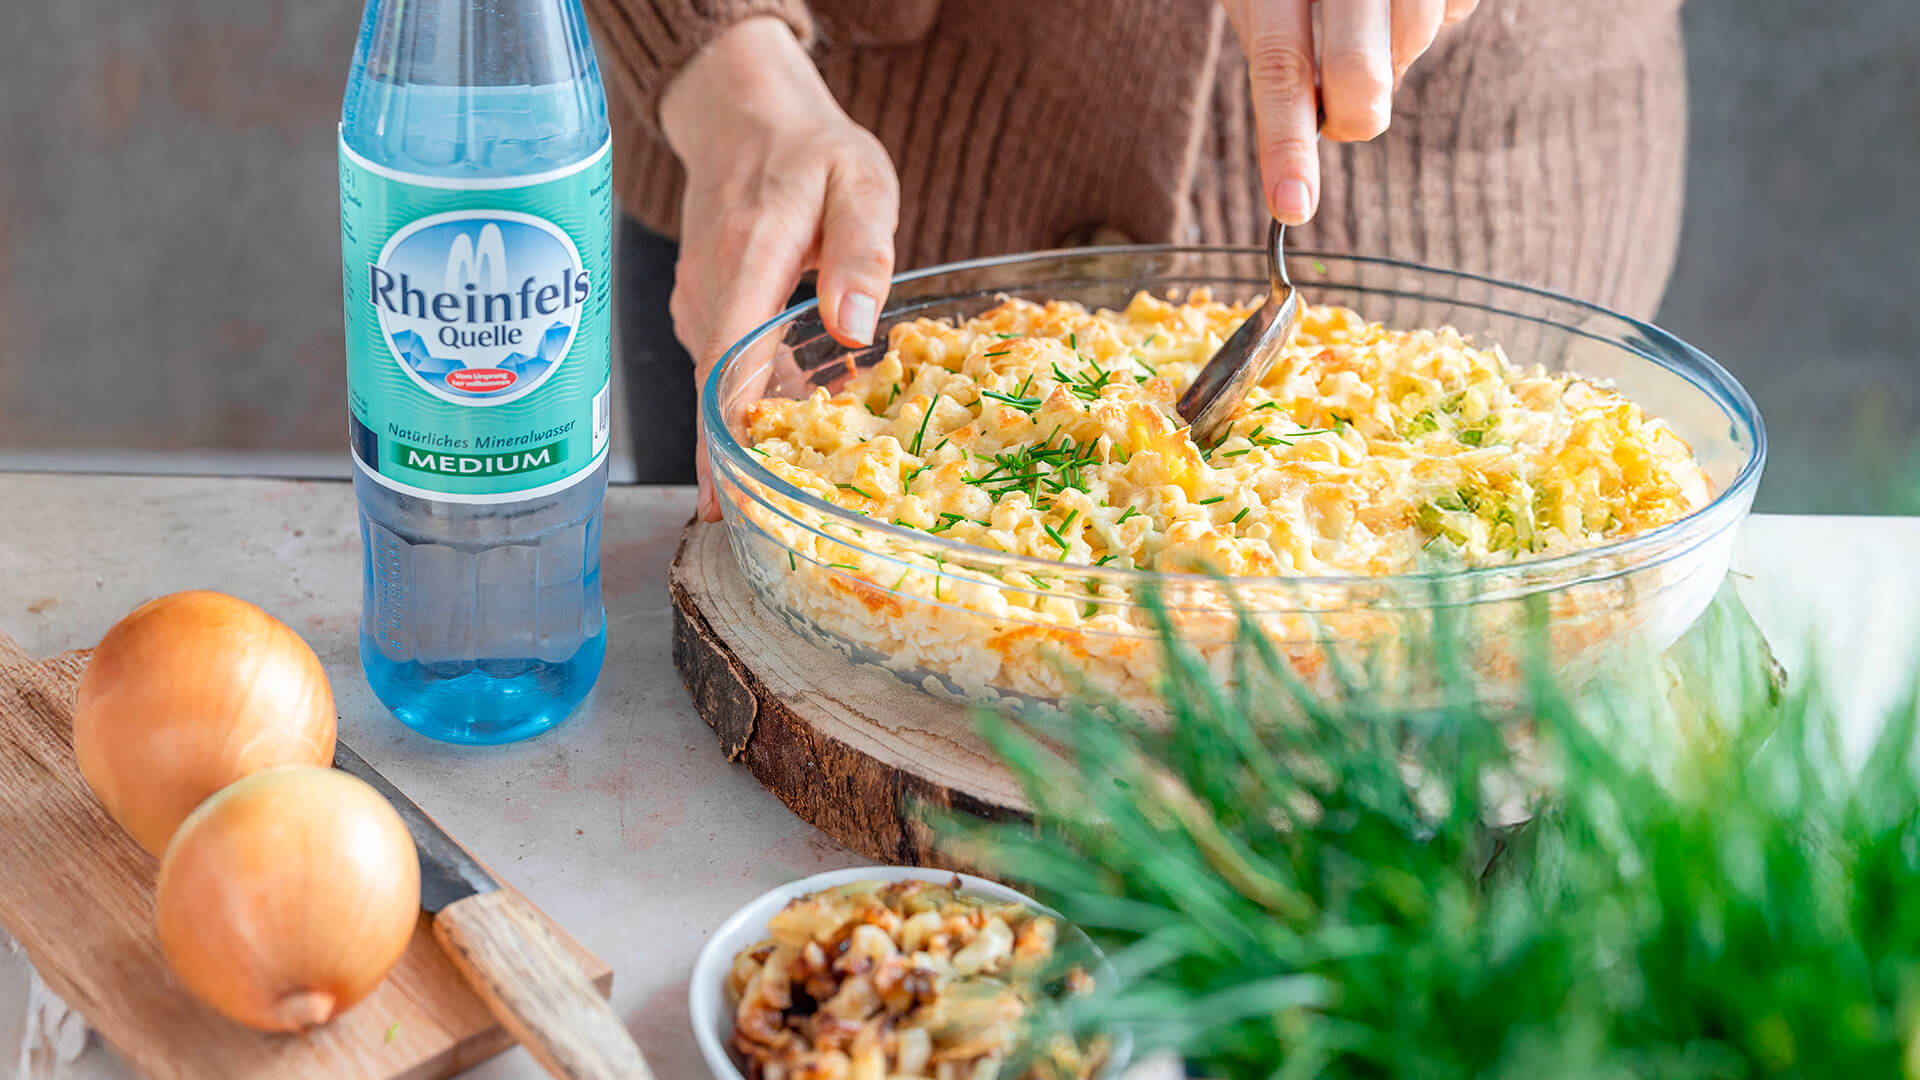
[75,591,337,855]
[156,767,421,1032]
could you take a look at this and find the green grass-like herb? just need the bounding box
[910,393,940,457]
[947,587,1920,1079]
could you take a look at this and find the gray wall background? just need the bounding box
[0,0,1914,512]
[1657,0,1919,513]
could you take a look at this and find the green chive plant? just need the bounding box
[950,586,1920,1079]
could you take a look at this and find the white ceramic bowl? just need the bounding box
[689,865,1131,1080]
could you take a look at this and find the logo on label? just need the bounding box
[368,210,590,407]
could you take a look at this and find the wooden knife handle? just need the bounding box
[433,890,656,1080]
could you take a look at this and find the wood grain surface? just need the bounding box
[0,632,613,1080]
[433,891,655,1080]
[668,519,1029,870]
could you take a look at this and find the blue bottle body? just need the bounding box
[341,0,611,744]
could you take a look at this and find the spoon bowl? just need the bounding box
[1176,219,1298,445]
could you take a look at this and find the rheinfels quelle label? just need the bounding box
[339,133,612,503]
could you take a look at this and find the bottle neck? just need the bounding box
[351,0,601,89]
[342,0,608,179]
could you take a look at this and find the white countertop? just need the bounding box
[0,473,1915,1079]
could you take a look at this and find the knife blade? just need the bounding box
[333,741,498,913]
[333,741,656,1080]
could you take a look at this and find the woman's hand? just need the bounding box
[1222,0,1478,225]
[661,17,901,520]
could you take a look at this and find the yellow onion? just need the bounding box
[75,590,336,854]
[156,766,420,1032]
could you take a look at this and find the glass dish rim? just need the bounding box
[701,244,1768,589]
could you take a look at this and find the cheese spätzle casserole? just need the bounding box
[744,292,1709,578]
[714,285,1738,709]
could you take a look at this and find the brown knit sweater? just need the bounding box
[584,0,1687,320]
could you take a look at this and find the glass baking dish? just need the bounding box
[700,247,1766,713]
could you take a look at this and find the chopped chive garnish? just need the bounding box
[1016,372,1035,397]
[1248,424,1265,440]
[979,390,1043,413]
[1042,523,1069,552]
[904,463,931,485]
[836,483,876,500]
[891,568,909,591]
[1459,429,1486,446]
[1134,374,1149,384]
[1095,554,1118,566]
[994,331,1020,339]
[1142,333,1159,346]
[933,552,944,600]
[1118,507,1140,523]
[828,562,857,571]
[1060,508,1078,529]
[892,518,911,527]
[1198,495,1225,505]
[1069,333,1078,351]
[1134,356,1158,375]
[887,383,900,406]
[984,348,1011,357]
[788,550,796,571]
[750,446,769,456]
[1255,401,1280,411]
[1222,448,1253,457]
[1312,258,1328,274]
[910,393,940,455]
[1230,507,1250,524]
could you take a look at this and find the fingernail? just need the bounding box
[840,292,878,346]
[1270,180,1313,225]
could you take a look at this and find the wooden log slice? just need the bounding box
[670,517,1790,870]
[668,519,1029,869]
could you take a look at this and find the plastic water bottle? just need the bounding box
[339,0,611,744]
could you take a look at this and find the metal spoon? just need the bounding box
[1176,218,1299,448]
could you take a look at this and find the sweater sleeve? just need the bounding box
[584,0,816,134]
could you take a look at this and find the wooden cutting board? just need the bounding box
[0,632,613,1080]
